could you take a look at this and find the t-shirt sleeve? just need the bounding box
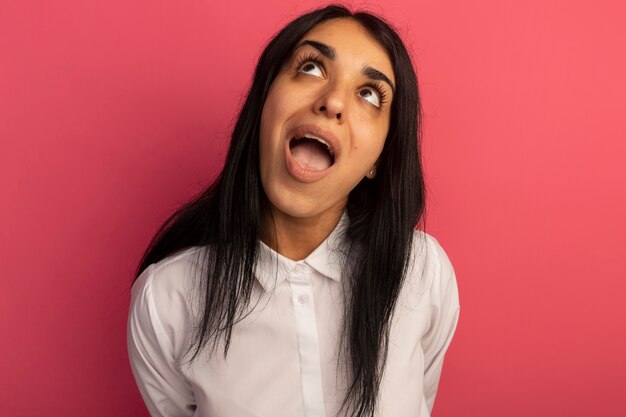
[127,264,196,417]
[421,236,461,413]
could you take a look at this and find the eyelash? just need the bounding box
[363,80,389,109]
[293,52,389,110]
[294,52,324,74]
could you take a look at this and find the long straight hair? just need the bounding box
[134,4,425,416]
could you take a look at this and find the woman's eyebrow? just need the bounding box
[294,39,395,93]
[362,66,395,93]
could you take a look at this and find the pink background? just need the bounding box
[1,0,625,416]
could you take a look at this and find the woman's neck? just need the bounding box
[259,200,346,261]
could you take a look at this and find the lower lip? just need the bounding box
[284,139,335,183]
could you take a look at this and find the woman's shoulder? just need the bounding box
[130,246,207,344]
[133,246,206,295]
[412,230,455,277]
[402,230,459,307]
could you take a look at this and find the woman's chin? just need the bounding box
[262,187,343,221]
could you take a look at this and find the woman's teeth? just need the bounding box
[302,133,334,156]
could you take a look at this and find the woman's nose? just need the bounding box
[313,82,346,121]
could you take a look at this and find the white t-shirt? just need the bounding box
[127,211,460,417]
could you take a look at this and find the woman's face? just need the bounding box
[259,18,395,220]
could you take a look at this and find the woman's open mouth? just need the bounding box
[284,126,340,183]
[289,133,335,171]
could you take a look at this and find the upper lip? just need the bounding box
[287,124,342,161]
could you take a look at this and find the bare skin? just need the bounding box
[258,18,395,260]
[260,199,346,261]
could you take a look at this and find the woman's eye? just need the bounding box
[358,87,381,108]
[298,62,323,78]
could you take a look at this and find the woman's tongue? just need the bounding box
[291,141,332,171]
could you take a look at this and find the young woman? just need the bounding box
[127,4,460,417]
